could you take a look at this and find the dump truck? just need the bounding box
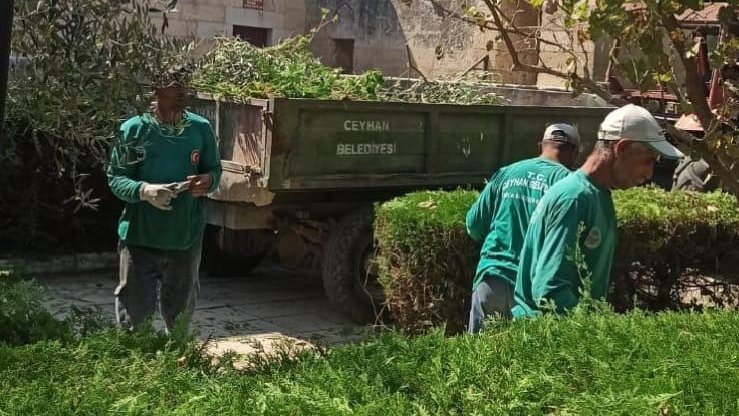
[190,87,613,322]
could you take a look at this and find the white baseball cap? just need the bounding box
[542,123,581,147]
[598,104,684,159]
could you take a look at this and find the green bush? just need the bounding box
[374,190,479,334]
[375,187,739,333]
[2,306,739,414]
[612,188,739,311]
[0,270,72,345]
[4,0,184,252]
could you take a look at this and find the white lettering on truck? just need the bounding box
[343,120,391,131]
[336,142,397,156]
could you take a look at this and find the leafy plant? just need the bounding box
[374,190,479,334]
[191,31,504,104]
[0,269,72,345]
[374,187,739,333]
[1,301,739,414]
[1,266,738,414]
[2,0,187,251]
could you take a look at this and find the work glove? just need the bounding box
[139,182,188,211]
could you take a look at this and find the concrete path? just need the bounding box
[37,263,370,357]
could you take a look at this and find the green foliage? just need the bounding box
[376,78,506,105]
[7,0,187,181]
[375,187,739,333]
[2,298,739,414]
[3,0,187,251]
[192,35,360,100]
[520,0,739,193]
[1,271,738,414]
[531,0,736,94]
[374,190,479,334]
[612,186,739,310]
[0,270,72,345]
[192,35,504,105]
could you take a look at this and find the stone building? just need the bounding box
[159,0,609,87]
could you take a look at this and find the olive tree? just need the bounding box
[2,0,188,249]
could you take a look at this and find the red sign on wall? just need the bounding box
[243,0,264,10]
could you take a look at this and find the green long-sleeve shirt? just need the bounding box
[512,169,616,318]
[107,111,222,250]
[466,157,571,290]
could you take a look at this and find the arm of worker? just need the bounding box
[189,122,222,197]
[107,123,145,204]
[529,198,585,314]
[465,172,502,242]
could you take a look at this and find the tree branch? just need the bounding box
[661,12,714,132]
[660,12,739,194]
[492,1,578,56]
[605,38,621,81]
[424,0,575,54]
[483,0,626,107]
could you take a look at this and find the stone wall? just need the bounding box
[157,0,611,87]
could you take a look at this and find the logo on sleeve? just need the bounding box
[584,226,602,249]
[190,150,200,166]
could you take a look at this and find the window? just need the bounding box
[332,39,354,74]
[233,25,271,47]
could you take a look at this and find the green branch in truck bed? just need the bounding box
[191,35,504,105]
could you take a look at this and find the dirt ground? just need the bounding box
[37,262,372,357]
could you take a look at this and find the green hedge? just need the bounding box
[375,191,479,334]
[2,282,739,415]
[375,187,739,333]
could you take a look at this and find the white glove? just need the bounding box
[139,182,177,211]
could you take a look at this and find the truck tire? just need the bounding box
[201,225,271,278]
[322,207,384,323]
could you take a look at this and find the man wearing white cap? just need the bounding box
[466,123,581,333]
[512,104,684,318]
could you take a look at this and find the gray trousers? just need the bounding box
[115,240,202,332]
[468,276,513,334]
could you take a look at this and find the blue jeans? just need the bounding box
[468,276,513,334]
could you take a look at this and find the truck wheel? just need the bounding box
[201,225,272,278]
[322,207,385,323]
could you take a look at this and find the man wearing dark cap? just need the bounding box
[466,123,580,333]
[107,66,222,332]
[513,104,684,318]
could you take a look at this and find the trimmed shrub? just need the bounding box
[612,188,739,311]
[375,187,739,333]
[374,190,479,334]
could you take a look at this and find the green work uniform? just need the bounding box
[466,157,571,290]
[512,169,616,318]
[107,111,222,250]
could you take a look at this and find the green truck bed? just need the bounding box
[190,94,612,204]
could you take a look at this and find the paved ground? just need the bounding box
[37,263,370,357]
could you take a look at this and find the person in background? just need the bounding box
[466,123,580,333]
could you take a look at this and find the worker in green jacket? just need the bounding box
[512,104,684,318]
[107,65,222,332]
[466,123,580,333]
